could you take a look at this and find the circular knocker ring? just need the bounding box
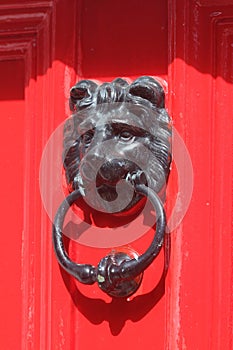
[53,179,166,298]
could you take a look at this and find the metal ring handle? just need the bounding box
[52,182,166,297]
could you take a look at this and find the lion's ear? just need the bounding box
[128,76,165,108]
[69,80,98,111]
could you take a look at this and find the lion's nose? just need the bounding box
[98,160,137,184]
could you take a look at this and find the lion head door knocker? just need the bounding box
[53,76,172,297]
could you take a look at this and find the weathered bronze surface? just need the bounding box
[63,76,171,212]
[53,76,171,297]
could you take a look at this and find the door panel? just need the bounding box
[0,1,232,349]
[78,0,168,78]
[0,63,25,349]
[0,2,77,349]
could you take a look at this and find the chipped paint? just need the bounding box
[64,65,76,116]
[167,224,187,350]
[58,309,65,349]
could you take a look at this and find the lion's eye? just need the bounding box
[81,131,94,146]
[119,130,134,142]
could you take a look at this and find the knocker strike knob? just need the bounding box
[97,250,143,298]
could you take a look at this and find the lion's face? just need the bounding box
[63,77,171,215]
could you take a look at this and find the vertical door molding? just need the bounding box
[167,1,233,349]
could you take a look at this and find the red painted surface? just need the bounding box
[0,0,232,349]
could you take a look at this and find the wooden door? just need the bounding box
[0,1,232,349]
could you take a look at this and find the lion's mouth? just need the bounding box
[96,180,145,216]
[97,183,118,202]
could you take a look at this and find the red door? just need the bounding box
[0,1,232,349]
